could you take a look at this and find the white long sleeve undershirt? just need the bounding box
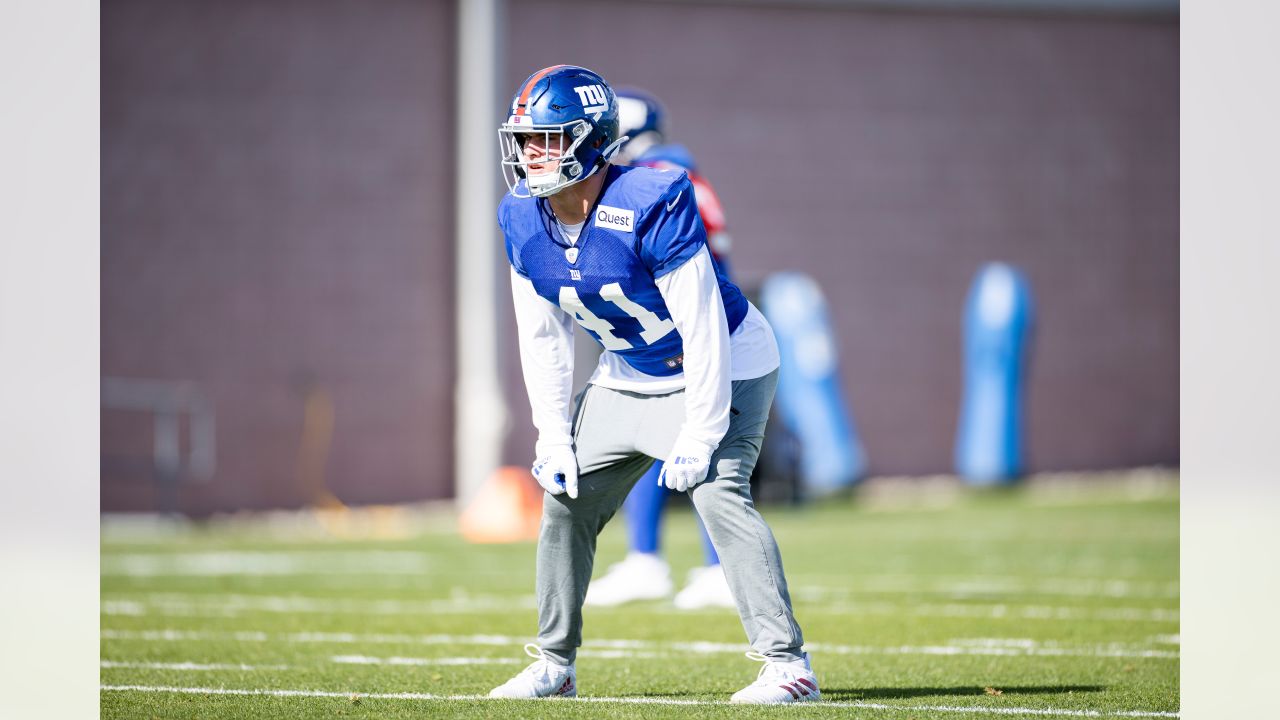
[510,245,779,453]
[509,269,576,453]
[652,246,732,449]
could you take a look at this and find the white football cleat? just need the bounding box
[730,651,820,704]
[673,564,736,610]
[488,644,577,699]
[583,552,673,607]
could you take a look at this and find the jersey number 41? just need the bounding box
[558,283,674,351]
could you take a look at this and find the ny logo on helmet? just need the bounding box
[573,84,609,116]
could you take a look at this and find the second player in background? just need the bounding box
[582,88,738,610]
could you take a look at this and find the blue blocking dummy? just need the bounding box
[955,263,1034,485]
[760,272,866,496]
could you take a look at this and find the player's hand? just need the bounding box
[659,436,715,493]
[532,443,579,499]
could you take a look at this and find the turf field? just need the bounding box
[101,472,1179,718]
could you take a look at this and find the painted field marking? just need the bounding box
[99,652,646,670]
[99,684,1179,717]
[104,629,271,642]
[100,661,288,671]
[100,592,1178,623]
[800,601,1178,623]
[101,551,432,576]
[939,638,1178,658]
[331,655,521,666]
[101,629,1177,660]
[102,592,533,617]
[101,555,1177,599]
[794,577,1179,600]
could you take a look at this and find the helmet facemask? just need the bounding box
[498,119,596,198]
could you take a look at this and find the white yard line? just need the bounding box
[100,652,638,669]
[799,601,1179,623]
[330,655,521,666]
[793,577,1179,600]
[100,660,288,671]
[942,638,1179,658]
[806,644,1178,660]
[99,684,1179,717]
[104,629,272,642]
[101,551,432,576]
[102,592,534,617]
[100,556,1178,599]
[102,629,1177,660]
[100,592,1178,623]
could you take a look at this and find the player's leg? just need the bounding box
[687,369,819,702]
[493,453,650,700]
[535,453,651,666]
[584,460,674,606]
[622,456,665,550]
[533,384,653,666]
[686,370,803,657]
[698,517,720,565]
[494,384,653,699]
[625,461,667,554]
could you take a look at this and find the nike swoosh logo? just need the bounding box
[666,191,682,212]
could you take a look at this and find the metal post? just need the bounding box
[454,0,508,508]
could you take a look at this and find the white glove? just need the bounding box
[659,435,715,492]
[531,442,579,499]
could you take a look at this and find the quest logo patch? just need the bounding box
[594,205,634,233]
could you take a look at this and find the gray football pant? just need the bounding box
[535,369,805,666]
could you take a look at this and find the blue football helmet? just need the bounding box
[613,87,667,166]
[498,65,624,198]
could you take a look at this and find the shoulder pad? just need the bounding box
[602,164,688,217]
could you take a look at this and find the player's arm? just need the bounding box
[509,267,580,498]
[642,176,731,491]
[656,244,733,461]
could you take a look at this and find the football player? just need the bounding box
[487,65,819,704]
[583,87,736,611]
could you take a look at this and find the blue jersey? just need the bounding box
[499,164,748,377]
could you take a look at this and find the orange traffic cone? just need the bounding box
[459,466,544,543]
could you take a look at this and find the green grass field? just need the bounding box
[101,473,1179,718]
